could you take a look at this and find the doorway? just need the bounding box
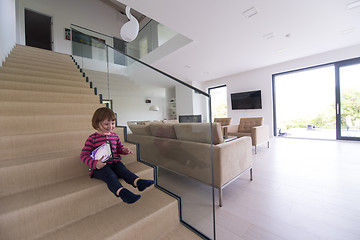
[25,9,52,50]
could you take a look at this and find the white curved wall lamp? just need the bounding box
[120,6,139,42]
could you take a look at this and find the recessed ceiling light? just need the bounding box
[263,32,275,40]
[243,7,258,18]
[342,27,355,34]
[347,1,360,9]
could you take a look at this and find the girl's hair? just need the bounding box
[92,107,117,130]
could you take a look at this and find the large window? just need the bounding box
[209,85,227,120]
[274,65,336,139]
[273,57,360,141]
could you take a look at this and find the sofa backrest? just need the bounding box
[238,117,264,133]
[149,123,177,139]
[127,124,152,136]
[128,122,224,144]
[174,122,223,144]
[214,117,232,126]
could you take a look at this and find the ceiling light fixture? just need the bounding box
[347,0,360,9]
[243,7,258,18]
[263,32,275,40]
[342,27,355,35]
[120,6,139,42]
[149,105,160,111]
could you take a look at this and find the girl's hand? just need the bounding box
[96,156,106,169]
[123,148,133,154]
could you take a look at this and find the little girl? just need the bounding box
[80,107,154,204]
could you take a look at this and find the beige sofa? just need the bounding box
[127,122,252,207]
[227,117,270,154]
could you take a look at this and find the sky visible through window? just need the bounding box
[275,65,335,124]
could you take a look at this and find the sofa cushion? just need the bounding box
[174,122,223,145]
[149,123,177,139]
[128,124,152,136]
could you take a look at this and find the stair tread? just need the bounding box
[1,149,81,168]
[34,188,177,240]
[0,161,153,215]
[0,72,88,86]
[0,79,94,94]
[0,67,84,81]
[0,101,102,115]
[3,61,80,73]
[160,225,203,240]
[0,89,100,103]
[0,114,93,136]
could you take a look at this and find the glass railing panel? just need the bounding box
[71,20,180,64]
[71,29,109,99]
[71,28,215,240]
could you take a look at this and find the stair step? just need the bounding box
[0,150,88,197]
[14,44,70,58]
[0,89,100,104]
[5,53,77,68]
[0,130,95,160]
[11,46,73,62]
[6,53,78,69]
[2,62,81,75]
[0,101,102,116]
[32,188,178,240]
[0,115,93,136]
[159,225,203,240]
[0,72,90,88]
[0,66,84,81]
[0,79,95,95]
[0,162,154,240]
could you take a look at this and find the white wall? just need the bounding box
[202,44,360,137]
[0,0,16,66]
[16,0,127,54]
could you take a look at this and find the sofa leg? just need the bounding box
[254,146,257,154]
[219,188,223,207]
[267,141,270,148]
[250,168,253,181]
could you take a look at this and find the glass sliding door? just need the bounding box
[273,66,336,140]
[336,59,360,140]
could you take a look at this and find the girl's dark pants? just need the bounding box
[92,161,138,196]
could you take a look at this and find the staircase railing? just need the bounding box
[71,27,216,239]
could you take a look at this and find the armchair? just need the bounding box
[214,117,232,137]
[227,117,270,154]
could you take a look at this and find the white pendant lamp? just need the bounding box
[120,6,139,42]
[149,105,160,111]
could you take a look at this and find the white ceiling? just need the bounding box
[116,0,360,83]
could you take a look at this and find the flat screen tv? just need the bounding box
[231,90,262,110]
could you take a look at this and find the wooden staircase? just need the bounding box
[0,45,202,240]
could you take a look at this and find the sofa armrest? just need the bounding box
[213,136,252,188]
[252,125,270,145]
[226,124,239,134]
